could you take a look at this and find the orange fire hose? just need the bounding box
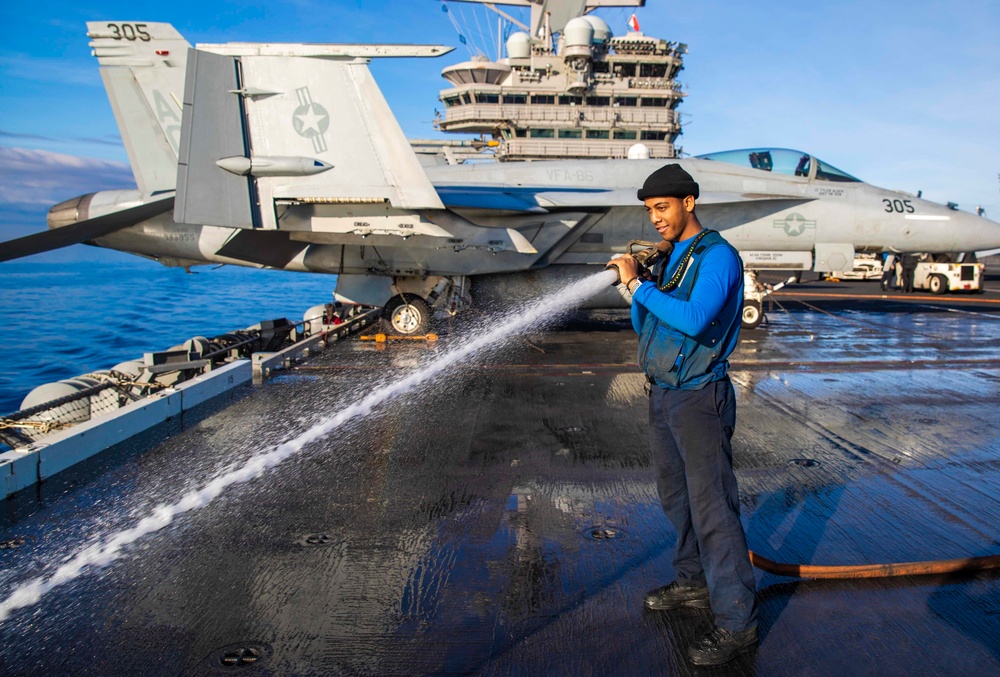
[748,550,1000,580]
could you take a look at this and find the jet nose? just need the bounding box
[967,212,1000,252]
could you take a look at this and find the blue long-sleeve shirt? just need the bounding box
[630,231,743,338]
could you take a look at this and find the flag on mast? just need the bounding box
[627,13,640,32]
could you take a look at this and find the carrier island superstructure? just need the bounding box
[427,0,686,162]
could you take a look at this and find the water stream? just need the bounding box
[0,269,619,623]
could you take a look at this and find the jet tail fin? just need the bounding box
[86,22,191,194]
[174,43,451,228]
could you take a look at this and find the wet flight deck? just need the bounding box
[1,279,999,676]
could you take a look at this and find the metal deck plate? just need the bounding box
[1,284,999,675]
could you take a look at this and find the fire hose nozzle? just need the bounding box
[606,240,675,286]
[605,259,626,285]
[631,239,674,269]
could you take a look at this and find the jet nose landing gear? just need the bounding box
[384,294,432,335]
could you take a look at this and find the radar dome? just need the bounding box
[582,16,612,43]
[506,31,531,59]
[563,17,595,49]
[627,143,651,160]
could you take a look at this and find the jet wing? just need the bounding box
[434,186,549,213]
[435,186,817,212]
[0,196,175,263]
[531,189,818,208]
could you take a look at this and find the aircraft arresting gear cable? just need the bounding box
[747,549,1000,580]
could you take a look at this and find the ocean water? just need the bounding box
[0,259,339,414]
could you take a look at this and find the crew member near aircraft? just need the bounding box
[900,253,919,293]
[606,164,757,667]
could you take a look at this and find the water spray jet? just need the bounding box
[0,269,619,623]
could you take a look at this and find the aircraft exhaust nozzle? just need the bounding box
[47,193,96,229]
[215,156,334,177]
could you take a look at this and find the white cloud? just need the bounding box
[0,146,135,207]
[0,54,99,87]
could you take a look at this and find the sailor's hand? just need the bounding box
[606,254,639,286]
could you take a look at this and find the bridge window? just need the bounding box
[502,94,526,104]
[442,96,461,107]
[640,97,669,107]
[558,129,583,139]
[614,97,637,107]
[476,93,499,104]
[531,94,555,105]
[615,62,637,77]
[559,95,584,105]
[586,129,610,139]
[613,129,637,140]
[639,63,667,77]
[641,130,668,141]
[586,96,611,106]
[530,128,554,138]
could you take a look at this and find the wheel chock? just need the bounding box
[360,333,438,343]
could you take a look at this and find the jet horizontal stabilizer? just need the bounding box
[0,196,174,263]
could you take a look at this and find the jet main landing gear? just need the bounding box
[384,294,432,335]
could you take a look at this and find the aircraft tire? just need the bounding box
[929,274,948,295]
[741,299,763,330]
[384,294,432,335]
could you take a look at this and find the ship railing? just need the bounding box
[441,104,678,126]
[498,139,675,160]
[0,304,382,452]
[0,379,147,449]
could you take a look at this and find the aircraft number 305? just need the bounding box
[106,23,152,42]
[883,198,915,214]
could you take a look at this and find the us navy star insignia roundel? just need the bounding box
[773,213,816,237]
[292,86,330,153]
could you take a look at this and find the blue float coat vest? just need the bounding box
[637,230,742,389]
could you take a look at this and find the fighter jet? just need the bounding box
[3,22,999,335]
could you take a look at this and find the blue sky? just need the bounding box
[1,0,998,254]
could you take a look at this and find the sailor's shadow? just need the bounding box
[927,568,1000,664]
[745,482,848,629]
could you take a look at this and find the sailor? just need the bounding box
[606,164,758,667]
[880,253,896,292]
[900,253,919,293]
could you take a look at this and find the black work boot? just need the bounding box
[643,581,710,610]
[687,625,758,666]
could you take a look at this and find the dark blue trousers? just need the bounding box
[648,377,757,631]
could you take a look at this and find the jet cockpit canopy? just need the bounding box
[696,148,860,183]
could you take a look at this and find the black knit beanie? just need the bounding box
[636,164,700,200]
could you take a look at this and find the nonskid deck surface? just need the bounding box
[1,289,999,676]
